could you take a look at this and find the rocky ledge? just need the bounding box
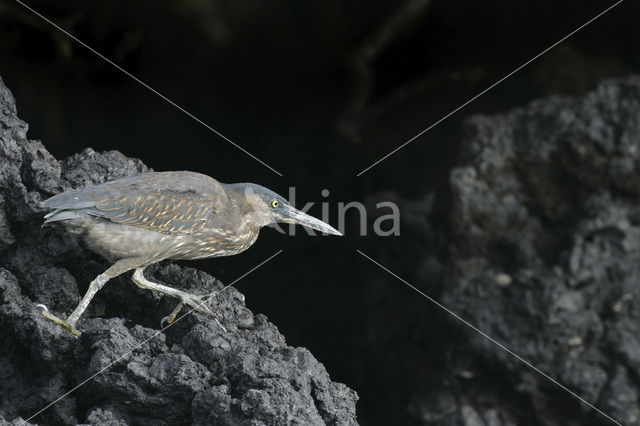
[0,76,358,425]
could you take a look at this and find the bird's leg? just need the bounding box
[131,267,220,324]
[36,258,140,336]
[37,273,110,336]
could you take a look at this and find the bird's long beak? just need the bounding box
[279,205,342,236]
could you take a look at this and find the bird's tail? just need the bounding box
[43,209,88,224]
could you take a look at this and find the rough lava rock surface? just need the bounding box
[408,77,640,425]
[0,76,358,425]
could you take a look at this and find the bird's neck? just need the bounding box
[227,187,272,229]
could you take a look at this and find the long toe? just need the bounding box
[161,303,184,327]
[193,296,214,316]
[184,295,216,318]
[36,304,81,336]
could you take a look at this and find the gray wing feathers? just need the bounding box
[41,191,98,210]
[42,171,222,208]
[41,171,225,234]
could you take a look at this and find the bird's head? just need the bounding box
[231,183,342,236]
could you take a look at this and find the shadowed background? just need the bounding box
[1,1,638,424]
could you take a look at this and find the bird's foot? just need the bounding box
[182,293,216,317]
[161,294,227,332]
[36,304,81,337]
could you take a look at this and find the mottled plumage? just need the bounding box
[38,171,341,335]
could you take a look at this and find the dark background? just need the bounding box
[1,1,638,424]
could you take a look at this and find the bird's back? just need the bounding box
[41,171,252,262]
[43,171,226,235]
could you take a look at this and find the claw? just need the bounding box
[191,297,226,332]
[36,304,81,336]
[213,317,227,333]
[181,294,215,318]
[161,296,227,332]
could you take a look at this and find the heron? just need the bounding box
[38,171,341,336]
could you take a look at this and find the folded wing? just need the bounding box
[42,171,225,235]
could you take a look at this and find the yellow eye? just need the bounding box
[271,200,279,208]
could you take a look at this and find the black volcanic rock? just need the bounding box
[0,76,357,425]
[409,77,640,425]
